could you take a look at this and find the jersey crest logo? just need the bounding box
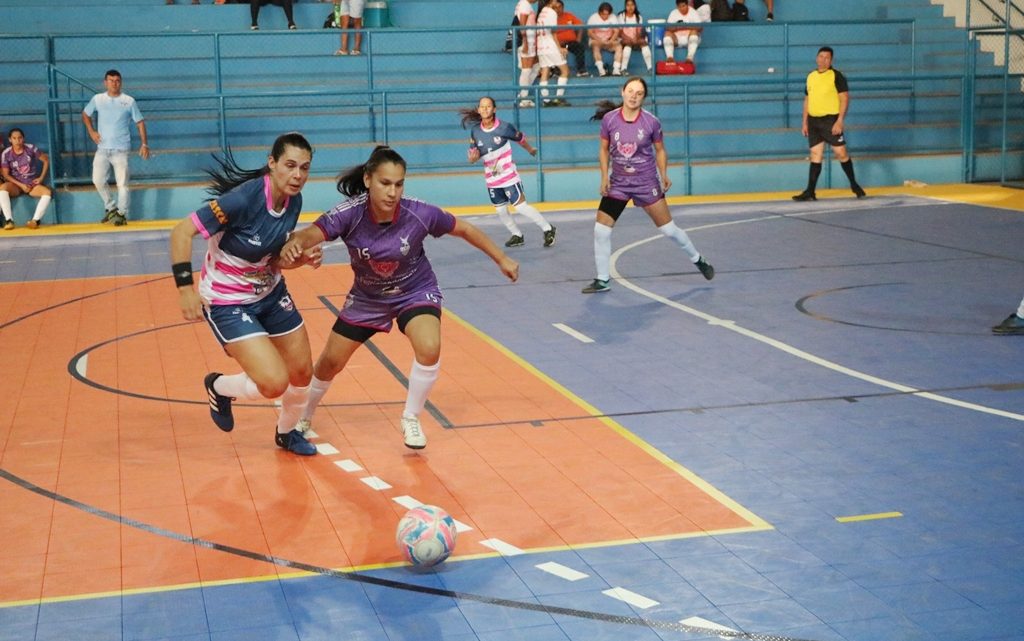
[399,235,411,256]
[617,141,638,158]
[493,136,503,145]
[369,258,399,277]
[638,128,645,139]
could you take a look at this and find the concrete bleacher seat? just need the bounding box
[1,0,1021,223]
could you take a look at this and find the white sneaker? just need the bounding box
[401,415,426,449]
[518,99,535,108]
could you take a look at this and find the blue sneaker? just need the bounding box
[204,372,234,432]
[275,429,318,456]
[992,313,1024,335]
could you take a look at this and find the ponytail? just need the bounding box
[336,145,407,197]
[205,131,313,197]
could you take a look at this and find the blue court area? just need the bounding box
[1,189,1023,641]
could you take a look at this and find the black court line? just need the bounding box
[0,468,819,641]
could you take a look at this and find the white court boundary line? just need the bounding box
[609,205,1024,423]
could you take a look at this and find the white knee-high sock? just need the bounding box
[514,200,551,231]
[663,39,675,60]
[276,384,310,434]
[403,360,440,418]
[687,34,700,60]
[213,372,262,399]
[556,75,567,97]
[594,222,613,281]
[528,64,540,84]
[302,375,334,421]
[641,45,652,70]
[33,195,51,222]
[540,78,550,99]
[0,191,11,221]
[621,46,633,71]
[495,205,522,235]
[518,67,533,98]
[1017,296,1024,318]
[657,221,700,262]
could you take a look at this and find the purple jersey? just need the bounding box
[314,194,457,299]
[600,107,664,190]
[1,144,42,182]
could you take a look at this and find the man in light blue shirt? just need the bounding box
[81,69,150,225]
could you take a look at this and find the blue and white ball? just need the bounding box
[396,505,458,567]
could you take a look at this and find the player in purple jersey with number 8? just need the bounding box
[280,146,519,450]
[581,76,715,294]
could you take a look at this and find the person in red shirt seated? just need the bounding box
[553,0,590,77]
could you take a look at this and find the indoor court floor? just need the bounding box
[1,184,1022,641]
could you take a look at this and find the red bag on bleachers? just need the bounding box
[656,60,696,75]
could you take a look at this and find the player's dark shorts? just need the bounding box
[807,114,847,147]
[203,280,304,346]
[333,286,444,342]
[488,181,526,207]
[600,179,665,220]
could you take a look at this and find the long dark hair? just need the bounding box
[590,76,649,121]
[205,132,313,197]
[336,145,407,197]
[459,96,495,129]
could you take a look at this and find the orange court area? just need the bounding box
[0,263,769,605]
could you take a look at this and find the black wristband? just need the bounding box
[172,262,194,287]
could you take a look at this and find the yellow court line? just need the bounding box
[835,511,904,523]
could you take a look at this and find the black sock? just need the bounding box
[807,162,822,193]
[841,159,859,187]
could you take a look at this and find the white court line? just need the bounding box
[479,539,525,556]
[359,476,392,490]
[552,322,594,343]
[609,210,1024,423]
[452,519,473,533]
[535,561,590,581]
[680,616,739,638]
[334,459,362,472]
[392,495,423,509]
[315,443,340,455]
[75,355,88,377]
[602,587,660,609]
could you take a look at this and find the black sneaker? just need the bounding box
[695,256,715,280]
[543,226,556,247]
[505,234,525,247]
[101,208,119,223]
[111,212,128,226]
[992,313,1024,335]
[204,372,235,431]
[582,278,610,294]
[275,429,317,456]
[852,184,867,199]
[766,11,774,20]
[577,70,590,77]
[792,191,816,202]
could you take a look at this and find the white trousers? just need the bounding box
[92,149,131,214]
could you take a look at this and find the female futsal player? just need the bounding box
[169,132,322,456]
[461,96,556,248]
[279,145,519,450]
[582,76,714,293]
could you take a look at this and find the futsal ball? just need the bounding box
[396,505,458,567]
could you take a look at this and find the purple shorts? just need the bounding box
[607,177,665,208]
[339,285,444,333]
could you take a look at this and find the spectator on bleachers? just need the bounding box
[333,0,364,55]
[587,1,623,76]
[730,0,774,21]
[81,69,150,227]
[537,0,570,105]
[663,0,707,68]
[250,0,296,30]
[552,0,589,77]
[618,0,652,73]
[709,0,733,21]
[515,0,541,107]
[1,128,51,230]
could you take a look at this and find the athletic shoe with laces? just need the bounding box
[792,191,816,202]
[695,256,715,280]
[992,313,1024,335]
[275,429,317,456]
[27,220,40,229]
[766,11,774,20]
[852,184,867,199]
[504,234,525,247]
[543,226,556,247]
[101,208,118,223]
[401,415,426,449]
[3,219,13,230]
[203,372,235,431]
[111,212,127,226]
[581,278,610,293]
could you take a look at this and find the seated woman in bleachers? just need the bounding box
[1,128,51,230]
[250,0,296,30]
[618,0,652,73]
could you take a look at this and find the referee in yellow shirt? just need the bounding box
[793,46,866,201]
